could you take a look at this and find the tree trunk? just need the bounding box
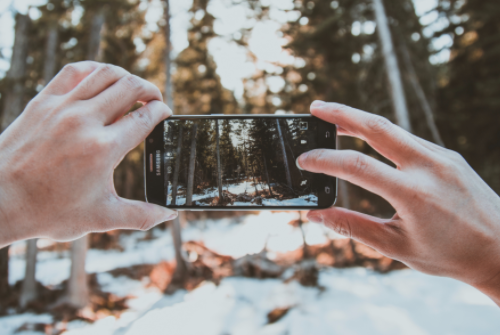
[400,41,444,146]
[66,237,89,308]
[0,246,9,304]
[163,0,187,286]
[43,25,59,85]
[297,212,308,258]
[373,0,412,132]
[170,214,187,285]
[87,11,105,61]
[263,153,273,197]
[66,11,105,309]
[215,119,223,203]
[276,119,293,189]
[1,14,30,132]
[243,138,248,179]
[20,239,38,308]
[186,124,197,206]
[171,126,183,205]
[168,128,186,286]
[163,0,173,109]
[250,161,259,195]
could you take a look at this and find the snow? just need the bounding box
[10,212,336,285]
[169,181,318,207]
[60,269,500,335]
[0,313,52,335]
[5,212,500,335]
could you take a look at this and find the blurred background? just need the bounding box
[0,0,499,334]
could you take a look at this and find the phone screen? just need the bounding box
[162,117,333,208]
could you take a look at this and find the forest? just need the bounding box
[166,118,318,207]
[0,0,499,333]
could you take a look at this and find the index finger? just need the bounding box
[43,61,100,96]
[310,101,425,167]
[297,149,409,205]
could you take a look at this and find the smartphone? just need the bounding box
[145,115,337,210]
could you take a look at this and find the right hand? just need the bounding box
[0,61,177,247]
[298,101,500,305]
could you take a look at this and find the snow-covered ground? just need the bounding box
[51,269,500,335]
[3,212,500,334]
[168,181,318,207]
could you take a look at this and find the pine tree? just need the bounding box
[172,0,239,115]
[437,0,500,193]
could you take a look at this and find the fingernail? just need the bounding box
[308,213,323,224]
[296,153,308,171]
[311,100,326,108]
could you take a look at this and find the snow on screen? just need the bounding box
[164,118,319,207]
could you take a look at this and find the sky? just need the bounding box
[0,0,449,99]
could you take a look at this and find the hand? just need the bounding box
[298,101,500,305]
[0,61,177,247]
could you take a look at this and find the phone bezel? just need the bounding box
[145,114,337,211]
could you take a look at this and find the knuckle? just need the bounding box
[331,216,352,238]
[342,151,369,176]
[448,150,466,164]
[99,63,116,77]
[132,104,154,129]
[62,63,80,76]
[366,115,393,134]
[123,74,144,91]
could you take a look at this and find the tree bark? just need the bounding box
[215,119,223,203]
[171,126,183,205]
[186,124,197,205]
[1,14,30,132]
[373,0,412,132]
[66,11,105,309]
[400,41,444,146]
[276,119,293,189]
[163,0,173,110]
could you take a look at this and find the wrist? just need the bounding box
[472,269,500,306]
[0,177,30,247]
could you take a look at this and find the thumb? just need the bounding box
[111,197,178,231]
[308,207,403,258]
